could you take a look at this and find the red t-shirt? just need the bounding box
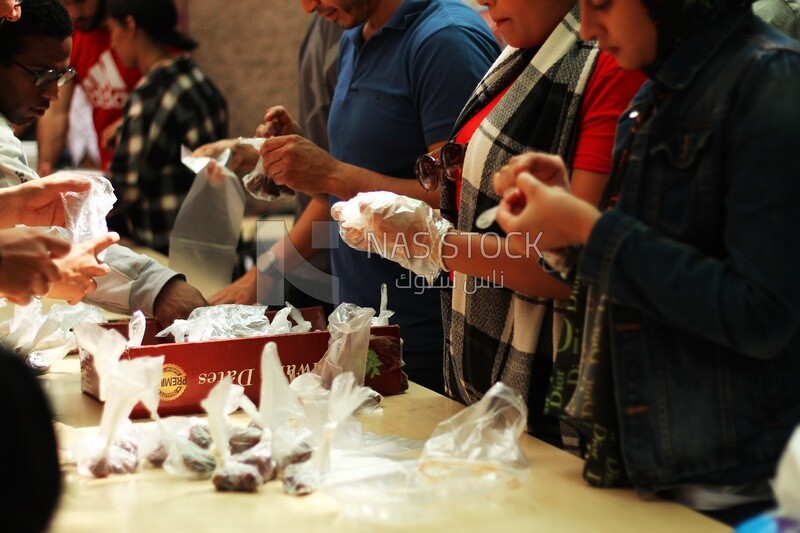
[71,28,141,170]
[454,51,646,203]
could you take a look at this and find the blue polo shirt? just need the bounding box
[328,0,500,354]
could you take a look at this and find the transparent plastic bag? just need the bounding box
[419,382,530,485]
[58,171,116,260]
[314,303,375,388]
[171,147,246,295]
[322,382,531,525]
[127,310,146,348]
[73,322,128,401]
[202,377,265,492]
[238,137,295,201]
[75,356,164,478]
[331,191,453,284]
[371,283,394,327]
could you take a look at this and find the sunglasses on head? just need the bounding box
[11,59,76,88]
[414,141,468,192]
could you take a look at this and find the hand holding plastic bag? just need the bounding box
[331,191,453,284]
[58,171,116,260]
[238,137,295,201]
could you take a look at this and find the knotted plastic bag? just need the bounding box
[238,137,295,201]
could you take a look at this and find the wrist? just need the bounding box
[256,249,282,279]
[577,205,602,245]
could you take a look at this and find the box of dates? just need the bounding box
[80,307,406,417]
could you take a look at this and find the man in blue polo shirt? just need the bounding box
[258,0,500,393]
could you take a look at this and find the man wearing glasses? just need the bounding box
[0,0,207,326]
[35,0,140,176]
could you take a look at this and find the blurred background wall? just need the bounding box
[186,1,307,137]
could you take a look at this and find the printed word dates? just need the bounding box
[197,364,313,386]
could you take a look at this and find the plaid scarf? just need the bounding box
[442,5,598,448]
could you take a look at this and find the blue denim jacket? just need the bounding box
[577,9,800,490]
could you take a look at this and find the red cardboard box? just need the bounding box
[80,307,407,417]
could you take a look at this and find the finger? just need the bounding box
[90,232,120,256]
[263,105,286,123]
[8,294,30,306]
[85,278,99,295]
[42,176,92,193]
[260,134,293,155]
[32,275,51,298]
[40,235,72,259]
[208,290,228,305]
[83,264,111,278]
[492,168,517,196]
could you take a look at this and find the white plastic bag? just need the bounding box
[169,146,247,296]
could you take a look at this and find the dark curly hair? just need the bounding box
[0,0,73,65]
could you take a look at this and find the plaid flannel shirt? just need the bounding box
[110,55,228,253]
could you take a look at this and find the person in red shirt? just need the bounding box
[332,0,645,447]
[36,0,140,175]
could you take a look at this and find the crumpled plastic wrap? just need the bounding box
[321,382,531,525]
[156,304,294,343]
[331,191,454,284]
[0,300,106,375]
[238,137,295,201]
[58,171,116,260]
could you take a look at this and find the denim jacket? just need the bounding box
[577,9,800,490]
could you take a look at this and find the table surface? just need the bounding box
[43,356,726,532]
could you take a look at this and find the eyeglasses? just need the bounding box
[11,59,76,88]
[414,142,468,192]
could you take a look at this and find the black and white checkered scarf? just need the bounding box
[442,5,598,447]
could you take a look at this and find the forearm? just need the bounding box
[442,232,572,299]
[36,106,70,176]
[267,197,327,273]
[326,161,439,206]
[82,244,180,317]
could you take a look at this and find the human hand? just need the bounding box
[193,139,259,174]
[208,268,261,305]
[255,106,302,138]
[331,191,453,284]
[0,176,92,228]
[492,152,571,197]
[494,172,600,254]
[0,227,71,305]
[260,134,338,197]
[49,232,120,304]
[153,277,209,328]
[37,161,55,177]
[100,116,123,151]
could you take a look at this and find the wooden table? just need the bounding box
[43,356,725,532]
